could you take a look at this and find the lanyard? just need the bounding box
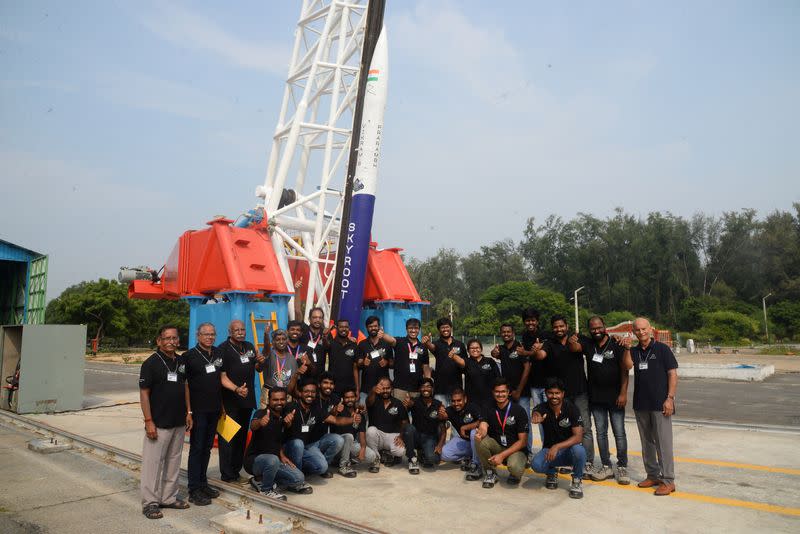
[156,351,177,373]
[407,342,418,355]
[288,343,302,360]
[594,337,611,355]
[297,405,309,426]
[195,345,212,365]
[229,340,247,355]
[309,330,321,345]
[495,402,511,433]
[274,352,288,375]
[638,343,654,365]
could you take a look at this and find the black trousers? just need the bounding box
[187,410,220,491]
[218,407,251,481]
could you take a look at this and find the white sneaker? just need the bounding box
[590,464,614,481]
[616,465,630,485]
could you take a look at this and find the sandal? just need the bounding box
[143,504,163,519]
[159,500,190,509]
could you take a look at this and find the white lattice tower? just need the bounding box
[255,0,368,321]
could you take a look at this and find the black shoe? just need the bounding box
[292,483,313,494]
[200,485,220,498]
[188,490,211,506]
[320,470,334,479]
[507,475,521,486]
[380,451,392,465]
[248,477,262,493]
[545,473,558,490]
[459,458,471,471]
[465,463,482,481]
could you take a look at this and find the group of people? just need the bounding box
[138,307,678,519]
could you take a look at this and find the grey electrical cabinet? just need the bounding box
[1,324,86,413]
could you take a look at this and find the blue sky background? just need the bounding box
[1,0,798,300]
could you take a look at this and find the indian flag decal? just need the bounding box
[367,69,379,82]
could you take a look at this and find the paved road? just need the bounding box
[83,361,800,427]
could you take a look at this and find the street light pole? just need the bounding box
[573,286,585,334]
[762,292,772,344]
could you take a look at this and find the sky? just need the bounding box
[1,0,798,301]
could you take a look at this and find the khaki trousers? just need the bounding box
[141,426,184,508]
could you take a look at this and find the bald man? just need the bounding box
[219,320,265,482]
[621,318,678,496]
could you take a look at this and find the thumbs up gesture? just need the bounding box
[402,393,413,409]
[531,411,548,425]
[284,408,296,426]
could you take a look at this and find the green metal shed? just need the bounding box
[0,239,48,325]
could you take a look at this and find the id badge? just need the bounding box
[167,372,178,382]
[592,353,604,363]
[205,364,216,374]
[409,363,416,373]
[276,380,284,387]
[307,340,317,349]
[240,355,250,364]
[301,424,310,433]
[639,362,649,370]
[370,350,381,359]
[409,353,418,361]
[500,435,507,446]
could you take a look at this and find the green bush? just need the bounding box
[695,310,759,343]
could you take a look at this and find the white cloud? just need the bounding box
[137,2,290,75]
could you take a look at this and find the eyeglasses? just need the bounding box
[198,333,216,337]
[160,336,179,341]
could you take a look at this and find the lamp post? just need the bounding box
[762,292,772,344]
[573,286,585,334]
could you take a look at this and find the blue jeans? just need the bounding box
[440,429,479,465]
[188,410,219,491]
[402,424,439,465]
[514,396,532,452]
[591,403,628,467]
[532,444,586,479]
[284,433,344,476]
[569,393,595,466]
[530,387,547,444]
[251,454,305,491]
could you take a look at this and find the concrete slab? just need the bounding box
[27,437,72,453]
[675,363,775,381]
[209,510,292,533]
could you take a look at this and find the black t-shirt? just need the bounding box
[139,351,187,428]
[631,340,678,412]
[303,329,327,381]
[392,338,430,391]
[463,357,500,409]
[533,399,583,448]
[409,397,444,436]
[580,336,625,405]
[183,345,223,413]
[485,401,529,450]
[542,339,587,397]
[244,409,284,474]
[498,340,529,391]
[430,338,466,395]
[522,330,553,389]
[367,396,408,434]
[356,338,393,394]
[317,392,341,433]
[219,338,258,411]
[446,402,482,437]
[326,337,359,393]
[286,342,317,386]
[333,405,366,438]
[285,401,329,444]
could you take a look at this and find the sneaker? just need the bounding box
[590,464,614,481]
[582,463,595,480]
[507,475,521,486]
[369,456,381,473]
[569,477,584,499]
[338,463,357,478]
[465,463,482,481]
[291,483,313,494]
[264,489,288,501]
[459,458,471,471]
[320,470,334,479]
[616,466,630,485]
[380,451,393,465]
[482,469,498,489]
[188,490,211,506]
[545,473,558,490]
[248,477,261,493]
[200,485,220,498]
[408,457,420,475]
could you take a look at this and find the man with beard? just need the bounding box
[531,378,586,499]
[391,318,432,401]
[441,388,482,481]
[536,315,596,477]
[139,326,191,519]
[323,318,359,396]
[304,307,328,382]
[401,378,447,473]
[492,323,532,453]
[621,317,678,496]
[365,377,409,472]
[457,339,500,409]
[579,316,630,485]
[356,316,395,406]
[219,320,266,483]
[423,317,466,407]
[283,382,345,479]
[286,320,317,387]
[517,309,549,442]
[183,322,223,506]
[316,372,342,433]
[244,388,311,500]
[333,387,378,477]
[474,378,529,488]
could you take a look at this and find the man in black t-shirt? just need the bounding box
[356,316,395,405]
[303,307,328,381]
[365,377,409,472]
[423,317,466,407]
[401,378,447,473]
[492,323,532,453]
[244,388,310,500]
[333,387,378,477]
[475,378,529,488]
[580,316,630,485]
[531,378,587,499]
[323,319,359,396]
[285,320,317,389]
[441,388,482,479]
[517,308,550,442]
[622,317,678,496]
[391,318,431,401]
[139,326,190,520]
[184,322,224,505]
[218,319,265,483]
